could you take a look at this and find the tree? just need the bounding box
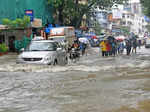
[141,0,150,17]
[120,26,130,36]
[93,21,102,35]
[2,16,30,29]
[47,0,128,28]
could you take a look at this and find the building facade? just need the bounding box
[121,11,134,31]
[0,0,53,25]
[124,0,147,36]
[110,0,148,36]
[0,0,54,52]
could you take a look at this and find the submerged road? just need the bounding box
[0,47,150,112]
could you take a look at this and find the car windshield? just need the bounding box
[25,42,57,51]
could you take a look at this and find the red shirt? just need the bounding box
[106,43,111,51]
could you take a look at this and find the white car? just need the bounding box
[16,40,68,65]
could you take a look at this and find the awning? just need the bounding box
[0,25,8,30]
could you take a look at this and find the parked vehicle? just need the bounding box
[16,40,68,65]
[48,27,75,50]
[69,48,80,62]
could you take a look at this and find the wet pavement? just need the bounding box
[0,47,150,112]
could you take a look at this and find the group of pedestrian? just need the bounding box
[99,36,141,57]
[100,39,121,57]
[125,38,138,55]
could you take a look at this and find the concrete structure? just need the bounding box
[121,11,134,29]
[110,0,148,36]
[0,28,32,52]
[124,0,147,35]
[86,0,148,36]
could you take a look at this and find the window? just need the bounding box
[26,42,57,51]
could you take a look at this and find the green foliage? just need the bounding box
[120,26,130,35]
[47,0,128,28]
[21,16,30,27]
[11,20,17,28]
[16,18,23,27]
[48,0,62,8]
[0,44,8,53]
[94,22,102,35]
[2,18,11,26]
[141,0,150,17]
[2,16,30,28]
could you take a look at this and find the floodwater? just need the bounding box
[0,47,150,112]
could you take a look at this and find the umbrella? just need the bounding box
[115,36,125,41]
[79,37,89,44]
[92,36,97,39]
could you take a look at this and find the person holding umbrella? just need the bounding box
[79,38,89,56]
[126,39,132,55]
[100,39,107,57]
[132,38,137,53]
[106,40,111,56]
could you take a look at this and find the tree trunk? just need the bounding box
[58,0,64,25]
[74,2,95,28]
[75,14,84,28]
[58,8,63,25]
[75,0,79,10]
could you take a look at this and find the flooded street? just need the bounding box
[0,47,150,112]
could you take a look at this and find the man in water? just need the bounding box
[126,40,132,55]
[132,38,137,53]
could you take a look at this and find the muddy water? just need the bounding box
[0,47,150,112]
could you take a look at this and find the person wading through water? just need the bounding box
[100,40,107,57]
[44,24,50,40]
[126,40,132,55]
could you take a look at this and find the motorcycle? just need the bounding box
[69,48,80,62]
